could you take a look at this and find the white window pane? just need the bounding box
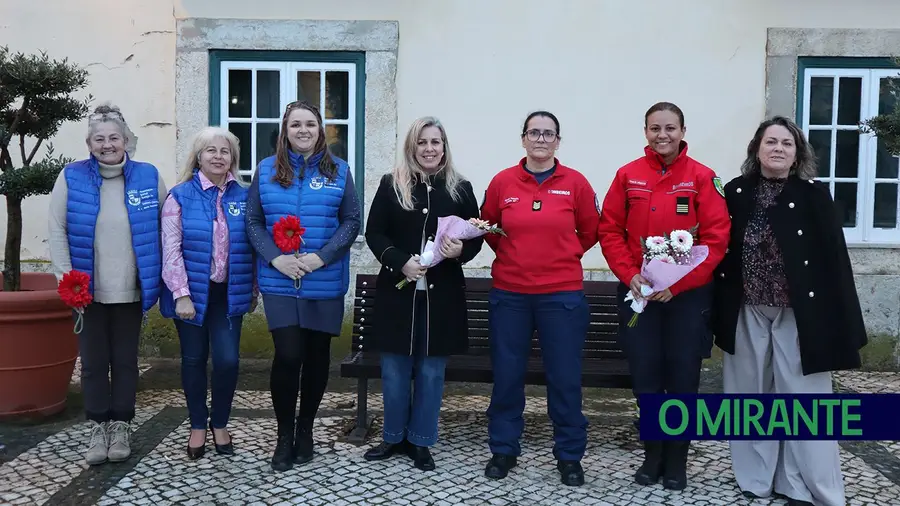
[837,77,862,125]
[325,71,350,120]
[876,139,899,179]
[257,123,280,164]
[835,130,860,178]
[878,77,900,115]
[297,71,321,106]
[228,123,251,171]
[834,182,858,227]
[228,70,252,118]
[809,77,834,125]
[808,130,832,178]
[326,124,348,161]
[874,183,898,229]
[257,70,281,119]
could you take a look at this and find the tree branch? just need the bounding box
[18,133,26,166]
[25,138,43,166]
[0,98,29,150]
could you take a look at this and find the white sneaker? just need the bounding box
[107,421,132,462]
[85,421,108,465]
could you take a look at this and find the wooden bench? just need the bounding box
[339,274,632,444]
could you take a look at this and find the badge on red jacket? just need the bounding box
[713,176,725,198]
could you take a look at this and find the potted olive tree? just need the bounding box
[0,45,90,418]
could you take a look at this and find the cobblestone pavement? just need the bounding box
[1,365,899,505]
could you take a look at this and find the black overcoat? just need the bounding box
[365,173,483,356]
[711,173,868,375]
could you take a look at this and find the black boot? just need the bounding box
[662,440,689,490]
[406,443,436,471]
[363,440,408,461]
[484,454,517,480]
[271,424,294,472]
[293,418,314,464]
[634,440,664,485]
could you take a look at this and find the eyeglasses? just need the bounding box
[524,129,558,142]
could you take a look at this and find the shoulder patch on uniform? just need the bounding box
[712,176,725,198]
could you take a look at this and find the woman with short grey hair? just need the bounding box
[48,104,166,466]
[713,116,867,506]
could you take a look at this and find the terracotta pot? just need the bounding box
[0,271,77,418]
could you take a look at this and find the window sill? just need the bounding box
[846,242,900,249]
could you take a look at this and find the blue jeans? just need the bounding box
[380,294,448,447]
[175,282,242,430]
[486,288,589,461]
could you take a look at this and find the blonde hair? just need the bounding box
[86,103,138,157]
[177,127,245,187]
[392,117,464,211]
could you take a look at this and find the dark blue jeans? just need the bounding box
[487,288,589,461]
[175,282,242,430]
[380,293,448,447]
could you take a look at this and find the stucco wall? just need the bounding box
[3,0,900,338]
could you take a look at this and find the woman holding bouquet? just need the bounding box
[712,116,866,506]
[160,127,258,460]
[597,102,730,490]
[246,101,361,471]
[480,110,600,486]
[48,104,166,465]
[364,116,483,471]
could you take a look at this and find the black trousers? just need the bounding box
[78,302,143,422]
[616,283,714,399]
[270,326,332,429]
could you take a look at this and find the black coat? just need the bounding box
[711,173,867,375]
[365,173,483,356]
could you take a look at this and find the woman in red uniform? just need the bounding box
[597,102,730,490]
[480,111,600,487]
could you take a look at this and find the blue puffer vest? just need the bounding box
[159,171,254,326]
[64,155,161,312]
[256,151,350,299]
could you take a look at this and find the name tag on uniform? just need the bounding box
[676,196,690,215]
[532,200,542,211]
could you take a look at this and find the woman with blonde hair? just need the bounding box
[246,101,361,471]
[160,126,256,459]
[363,116,483,471]
[48,104,166,465]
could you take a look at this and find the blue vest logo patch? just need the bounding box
[227,201,246,217]
[126,188,159,212]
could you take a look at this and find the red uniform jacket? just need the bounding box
[597,142,730,296]
[481,159,599,294]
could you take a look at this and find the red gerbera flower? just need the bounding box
[58,270,92,334]
[273,215,305,253]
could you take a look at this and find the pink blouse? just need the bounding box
[161,171,257,301]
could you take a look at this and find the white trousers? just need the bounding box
[723,305,845,506]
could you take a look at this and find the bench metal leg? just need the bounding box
[346,375,373,445]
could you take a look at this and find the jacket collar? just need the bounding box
[193,168,235,191]
[642,141,689,171]
[516,157,566,181]
[288,149,324,170]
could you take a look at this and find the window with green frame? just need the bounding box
[797,56,900,244]
[208,50,366,205]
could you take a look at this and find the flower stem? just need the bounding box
[627,313,639,328]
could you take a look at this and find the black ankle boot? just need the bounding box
[662,440,689,490]
[271,425,294,472]
[363,440,408,461]
[293,418,314,464]
[634,440,664,485]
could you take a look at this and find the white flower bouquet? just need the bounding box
[626,224,708,327]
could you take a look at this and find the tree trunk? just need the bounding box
[3,197,23,292]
